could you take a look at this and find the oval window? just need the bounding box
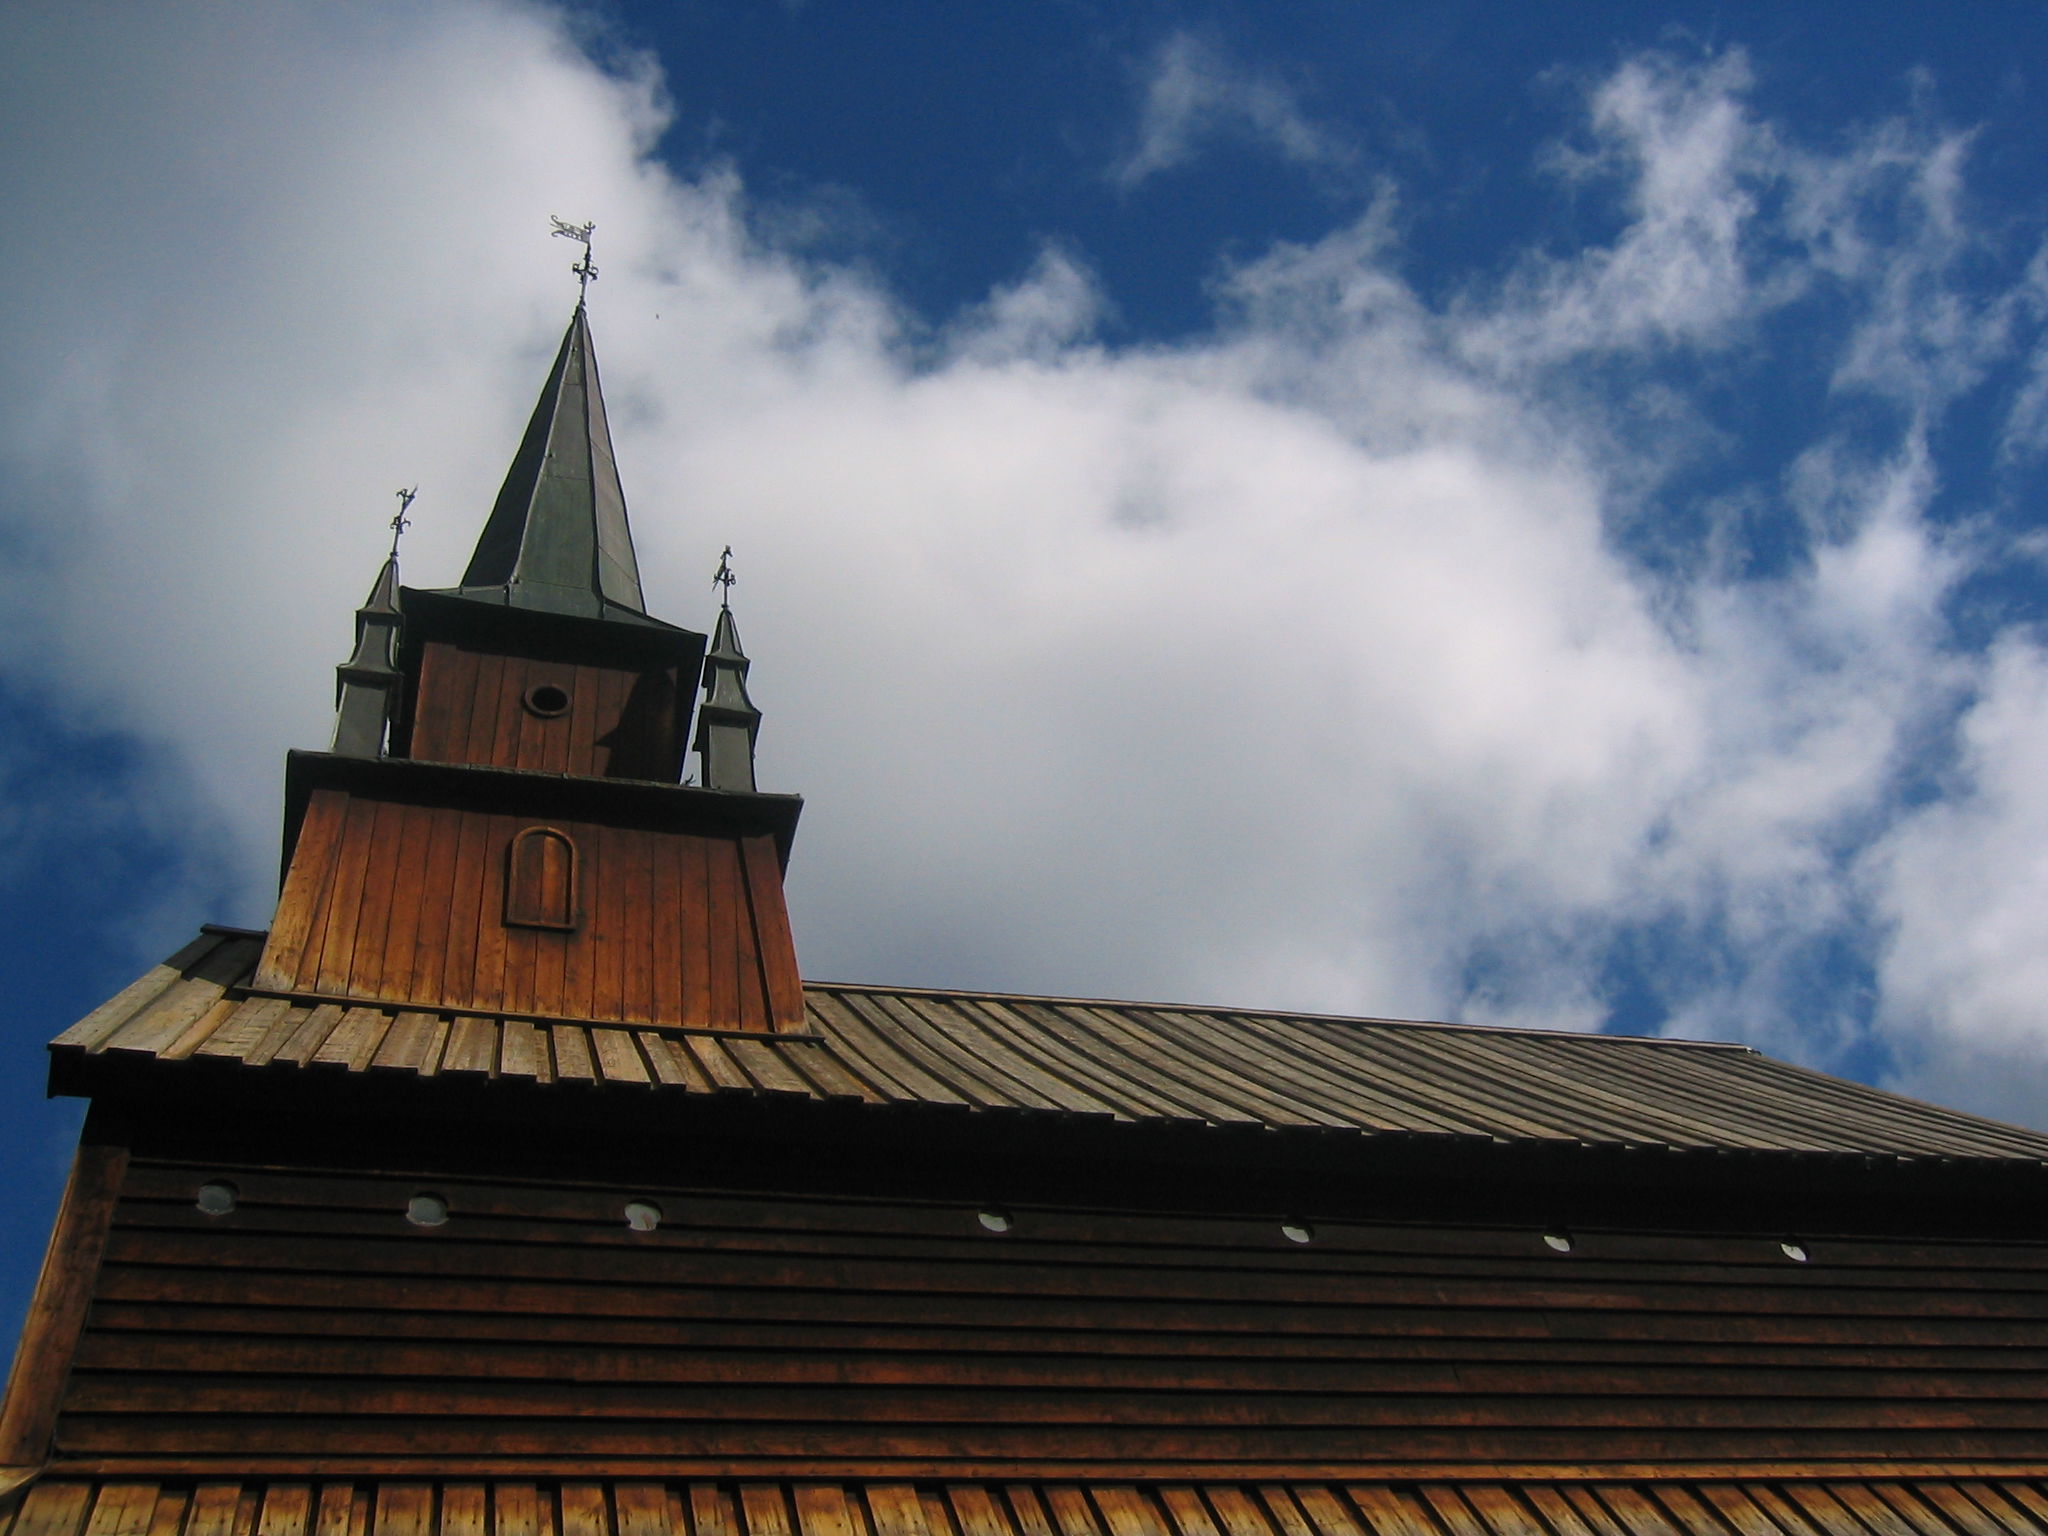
[406,1193,450,1227]
[523,683,571,718]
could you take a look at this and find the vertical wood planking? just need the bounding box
[705,839,741,1029]
[741,835,804,1030]
[592,665,629,779]
[435,811,489,1011]
[309,799,379,995]
[678,834,712,1028]
[443,648,483,765]
[468,652,510,768]
[616,827,655,1024]
[501,923,538,1019]
[532,928,570,1022]
[467,815,514,1014]
[545,662,580,774]
[378,800,436,1003]
[254,791,348,991]
[403,808,462,1007]
[567,662,603,778]
[0,1139,128,1470]
[425,643,476,764]
[733,852,767,1033]
[560,822,601,1023]
[346,801,409,998]
[651,826,684,1026]
[589,826,625,1024]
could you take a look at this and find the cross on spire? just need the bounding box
[388,486,417,560]
[550,216,598,303]
[713,545,737,610]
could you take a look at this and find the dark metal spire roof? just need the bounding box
[447,304,653,625]
[329,553,402,757]
[696,603,762,792]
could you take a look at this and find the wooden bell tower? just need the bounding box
[253,303,804,1033]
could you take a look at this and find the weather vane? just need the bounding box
[389,486,417,559]
[550,216,598,302]
[713,546,736,610]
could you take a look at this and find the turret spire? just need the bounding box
[330,548,404,758]
[696,549,762,792]
[452,305,649,623]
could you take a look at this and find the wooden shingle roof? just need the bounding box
[50,928,2048,1166]
[16,1477,2048,1536]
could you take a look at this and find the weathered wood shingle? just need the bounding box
[47,929,2048,1164]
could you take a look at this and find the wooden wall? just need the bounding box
[407,641,683,783]
[48,1156,2048,1481]
[252,791,801,1031]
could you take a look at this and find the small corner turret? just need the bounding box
[329,550,403,758]
[697,548,763,793]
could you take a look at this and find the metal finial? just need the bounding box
[712,545,736,610]
[550,216,598,302]
[388,486,417,559]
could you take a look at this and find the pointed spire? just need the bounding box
[331,554,403,757]
[697,602,762,794]
[454,306,649,623]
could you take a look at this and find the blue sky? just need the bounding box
[5,1,2048,1352]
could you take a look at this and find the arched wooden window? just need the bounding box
[504,826,578,930]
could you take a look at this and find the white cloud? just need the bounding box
[1865,636,2048,1123]
[1463,50,1769,366]
[1110,32,1350,191]
[3,9,2047,1124]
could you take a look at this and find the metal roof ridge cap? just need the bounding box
[799,979,1761,1052]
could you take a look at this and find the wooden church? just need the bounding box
[9,297,2048,1536]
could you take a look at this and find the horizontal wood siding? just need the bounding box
[255,800,800,1032]
[47,1161,2048,1479]
[408,642,681,782]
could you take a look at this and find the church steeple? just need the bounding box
[253,294,806,1033]
[449,305,649,624]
